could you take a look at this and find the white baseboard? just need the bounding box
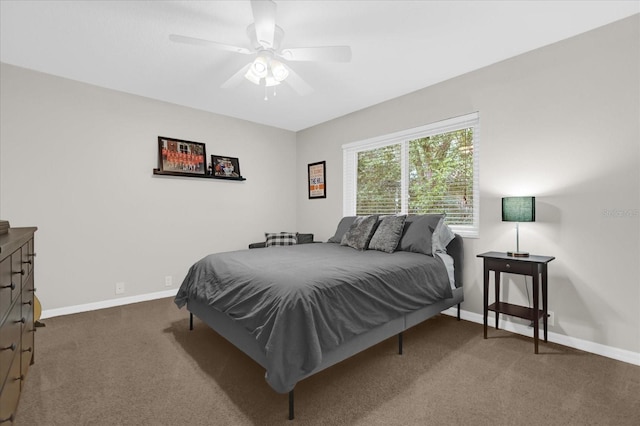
[40,289,177,319]
[41,293,638,367]
[442,307,640,366]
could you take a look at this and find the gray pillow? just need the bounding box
[432,218,456,254]
[369,215,407,253]
[327,216,357,243]
[340,215,379,250]
[397,214,444,255]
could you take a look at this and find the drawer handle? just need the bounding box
[505,263,511,268]
[23,260,32,265]
[15,317,26,324]
[22,347,32,354]
[28,253,37,258]
[0,414,16,423]
[13,374,25,382]
[24,300,33,306]
[1,343,17,352]
[13,269,25,276]
[0,282,16,290]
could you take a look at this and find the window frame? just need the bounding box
[343,112,480,238]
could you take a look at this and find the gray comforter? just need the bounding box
[174,243,452,393]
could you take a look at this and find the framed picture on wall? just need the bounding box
[158,136,207,176]
[211,155,242,178]
[308,161,326,199]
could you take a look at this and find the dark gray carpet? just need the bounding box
[15,297,640,425]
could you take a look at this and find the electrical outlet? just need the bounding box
[547,311,555,326]
[165,276,173,287]
[115,282,125,294]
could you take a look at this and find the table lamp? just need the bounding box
[502,196,535,257]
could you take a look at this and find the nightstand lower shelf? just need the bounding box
[488,302,545,322]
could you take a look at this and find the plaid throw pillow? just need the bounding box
[265,232,298,247]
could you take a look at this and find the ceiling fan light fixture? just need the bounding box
[244,68,261,85]
[264,72,280,87]
[251,55,269,78]
[270,59,288,81]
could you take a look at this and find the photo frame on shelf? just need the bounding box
[211,155,242,179]
[308,161,326,199]
[157,136,207,176]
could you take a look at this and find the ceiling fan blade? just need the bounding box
[169,34,252,55]
[283,65,314,96]
[221,63,252,89]
[279,46,352,62]
[250,0,277,49]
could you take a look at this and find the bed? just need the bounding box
[175,214,464,420]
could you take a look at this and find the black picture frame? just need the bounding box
[157,136,207,176]
[308,161,326,199]
[211,155,242,179]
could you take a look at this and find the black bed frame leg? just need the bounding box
[457,303,461,321]
[189,313,194,330]
[288,390,294,420]
[398,332,403,355]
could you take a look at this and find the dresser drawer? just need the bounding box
[0,353,21,424]
[20,278,34,332]
[20,239,35,278]
[10,246,25,290]
[19,276,34,377]
[0,257,17,321]
[20,326,34,378]
[0,301,22,384]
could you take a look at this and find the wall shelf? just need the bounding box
[152,169,246,181]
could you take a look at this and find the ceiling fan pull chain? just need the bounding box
[264,85,268,101]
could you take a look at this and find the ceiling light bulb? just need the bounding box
[252,55,268,78]
[244,68,261,85]
[270,60,289,82]
[253,61,267,74]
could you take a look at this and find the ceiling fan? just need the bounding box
[169,0,352,99]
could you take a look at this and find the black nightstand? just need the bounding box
[477,251,555,353]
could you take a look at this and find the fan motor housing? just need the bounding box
[246,23,285,51]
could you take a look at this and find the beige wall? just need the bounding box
[296,16,640,354]
[0,64,297,310]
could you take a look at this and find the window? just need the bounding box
[343,112,479,237]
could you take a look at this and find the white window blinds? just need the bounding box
[343,112,480,237]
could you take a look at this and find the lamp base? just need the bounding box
[507,251,529,257]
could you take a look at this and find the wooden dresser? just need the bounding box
[0,227,37,424]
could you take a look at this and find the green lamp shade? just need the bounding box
[502,197,535,222]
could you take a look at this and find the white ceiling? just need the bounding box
[1,1,638,131]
